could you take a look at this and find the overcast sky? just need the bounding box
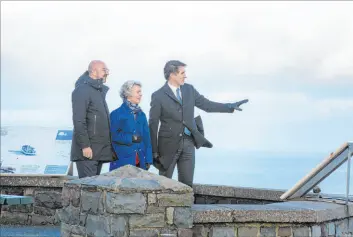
[1,1,353,153]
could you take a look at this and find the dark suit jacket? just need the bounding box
[148,82,234,170]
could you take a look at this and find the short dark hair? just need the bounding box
[163,60,187,80]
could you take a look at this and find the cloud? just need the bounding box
[1,1,352,153]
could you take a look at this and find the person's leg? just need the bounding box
[159,149,182,178]
[96,161,104,175]
[177,137,196,187]
[76,160,100,178]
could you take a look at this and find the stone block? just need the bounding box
[71,186,81,207]
[160,228,177,236]
[192,225,209,237]
[110,215,128,237]
[293,227,310,237]
[211,227,235,237]
[129,229,159,237]
[177,228,193,237]
[321,223,328,237]
[106,192,146,214]
[148,193,157,204]
[311,225,321,237]
[61,187,71,207]
[129,213,165,228]
[174,207,192,228]
[238,227,258,237]
[0,211,30,225]
[278,227,292,237]
[57,205,80,225]
[336,219,349,236]
[2,203,33,213]
[260,227,275,237]
[166,207,174,225]
[34,190,62,209]
[33,206,56,216]
[31,214,55,225]
[81,191,101,214]
[349,217,353,233]
[328,222,336,236]
[157,193,193,207]
[86,214,111,236]
[147,206,165,214]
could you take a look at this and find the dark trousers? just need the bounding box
[76,160,103,178]
[159,136,195,187]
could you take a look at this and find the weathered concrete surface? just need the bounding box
[193,183,285,201]
[193,201,353,223]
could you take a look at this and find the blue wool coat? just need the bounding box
[109,102,152,171]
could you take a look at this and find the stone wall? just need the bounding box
[0,178,66,225]
[58,165,194,237]
[193,219,352,237]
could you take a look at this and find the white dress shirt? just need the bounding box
[168,83,182,99]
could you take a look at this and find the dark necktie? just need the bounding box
[176,88,191,136]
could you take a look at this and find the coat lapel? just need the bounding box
[163,83,181,105]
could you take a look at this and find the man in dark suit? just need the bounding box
[149,60,248,187]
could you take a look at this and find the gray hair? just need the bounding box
[163,60,187,80]
[120,80,142,99]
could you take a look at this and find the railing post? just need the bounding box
[346,142,352,205]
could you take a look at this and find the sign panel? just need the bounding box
[0,126,73,176]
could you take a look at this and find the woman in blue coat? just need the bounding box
[109,80,152,171]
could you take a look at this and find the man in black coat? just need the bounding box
[149,60,249,187]
[70,60,114,178]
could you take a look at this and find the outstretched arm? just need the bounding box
[194,86,234,113]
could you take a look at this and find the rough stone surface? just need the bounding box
[106,192,146,214]
[166,207,174,225]
[328,222,336,235]
[148,193,157,204]
[278,227,292,237]
[110,215,128,237]
[174,207,193,228]
[210,227,235,237]
[293,227,311,237]
[260,227,276,237]
[238,227,259,237]
[157,193,194,207]
[129,213,165,228]
[80,191,101,214]
[192,225,209,237]
[336,219,349,236]
[147,206,165,214]
[86,214,110,237]
[31,214,56,225]
[35,190,62,209]
[58,205,80,225]
[193,183,284,201]
[129,229,159,237]
[177,228,193,237]
[311,225,321,237]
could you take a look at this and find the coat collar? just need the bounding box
[162,82,182,105]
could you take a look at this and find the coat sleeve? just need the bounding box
[142,113,153,164]
[110,110,133,145]
[148,92,161,155]
[193,86,234,113]
[72,86,91,149]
